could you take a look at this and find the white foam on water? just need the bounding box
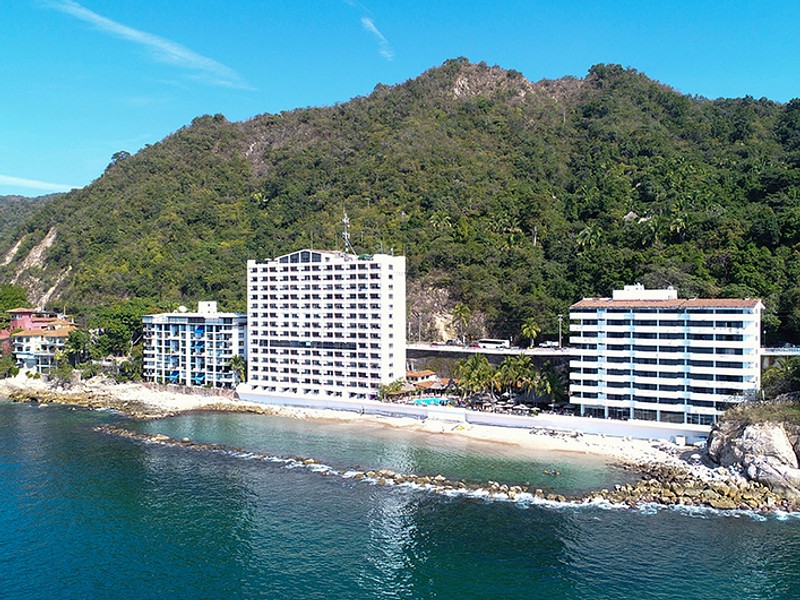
[101,426,800,523]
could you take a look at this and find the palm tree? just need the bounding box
[496,357,518,396]
[668,200,689,242]
[498,354,539,396]
[640,216,662,247]
[456,353,494,398]
[535,372,553,400]
[452,303,471,344]
[521,317,541,348]
[762,357,800,399]
[513,355,540,395]
[378,379,404,400]
[548,369,569,403]
[228,355,247,385]
[536,364,568,404]
[575,223,601,252]
[429,211,452,230]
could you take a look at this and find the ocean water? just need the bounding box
[2,399,800,599]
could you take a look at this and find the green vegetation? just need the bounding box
[50,350,75,386]
[87,299,156,358]
[0,284,29,331]
[228,354,247,385]
[521,318,541,348]
[0,354,19,378]
[720,399,800,427]
[4,60,800,343]
[0,195,50,245]
[454,353,561,402]
[451,303,471,344]
[762,356,800,399]
[720,357,800,426]
[378,379,405,399]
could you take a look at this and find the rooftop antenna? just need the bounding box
[342,209,356,255]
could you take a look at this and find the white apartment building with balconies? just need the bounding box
[569,285,763,425]
[143,301,247,388]
[237,249,406,403]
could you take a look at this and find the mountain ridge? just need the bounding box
[2,59,799,342]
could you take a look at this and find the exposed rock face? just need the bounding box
[708,421,800,499]
[406,277,488,343]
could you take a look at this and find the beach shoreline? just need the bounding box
[0,374,684,465]
[2,374,797,512]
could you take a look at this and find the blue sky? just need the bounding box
[2,0,800,196]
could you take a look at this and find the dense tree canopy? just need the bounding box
[0,284,29,331]
[4,60,800,342]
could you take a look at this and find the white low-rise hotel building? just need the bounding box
[143,301,247,388]
[569,285,763,425]
[238,249,406,403]
[12,320,75,375]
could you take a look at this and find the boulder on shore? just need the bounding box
[708,421,800,499]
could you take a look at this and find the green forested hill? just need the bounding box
[0,195,51,245]
[3,59,800,342]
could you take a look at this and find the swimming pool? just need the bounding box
[413,397,450,406]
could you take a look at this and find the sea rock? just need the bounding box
[745,457,800,500]
[708,421,800,499]
[709,497,737,510]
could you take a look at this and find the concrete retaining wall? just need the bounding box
[236,388,710,444]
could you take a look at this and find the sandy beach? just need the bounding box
[5,373,796,511]
[0,373,691,469]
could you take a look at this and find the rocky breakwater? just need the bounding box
[356,458,799,512]
[611,462,794,511]
[7,387,172,420]
[707,418,800,501]
[97,425,797,512]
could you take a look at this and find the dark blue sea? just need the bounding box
[2,399,800,599]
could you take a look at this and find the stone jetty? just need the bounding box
[95,425,799,513]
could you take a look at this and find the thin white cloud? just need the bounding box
[361,17,394,60]
[47,1,251,90]
[343,0,371,14]
[0,174,75,193]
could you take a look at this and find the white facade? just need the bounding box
[142,302,247,388]
[569,285,763,426]
[12,327,74,375]
[239,249,406,402]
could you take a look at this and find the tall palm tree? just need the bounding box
[535,372,553,400]
[496,357,518,396]
[456,353,494,398]
[521,318,541,348]
[228,355,247,385]
[512,355,540,395]
[452,303,471,344]
[536,365,568,404]
[498,354,538,395]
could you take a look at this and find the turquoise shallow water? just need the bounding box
[2,399,800,599]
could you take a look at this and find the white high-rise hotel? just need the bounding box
[570,285,763,425]
[239,249,406,403]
